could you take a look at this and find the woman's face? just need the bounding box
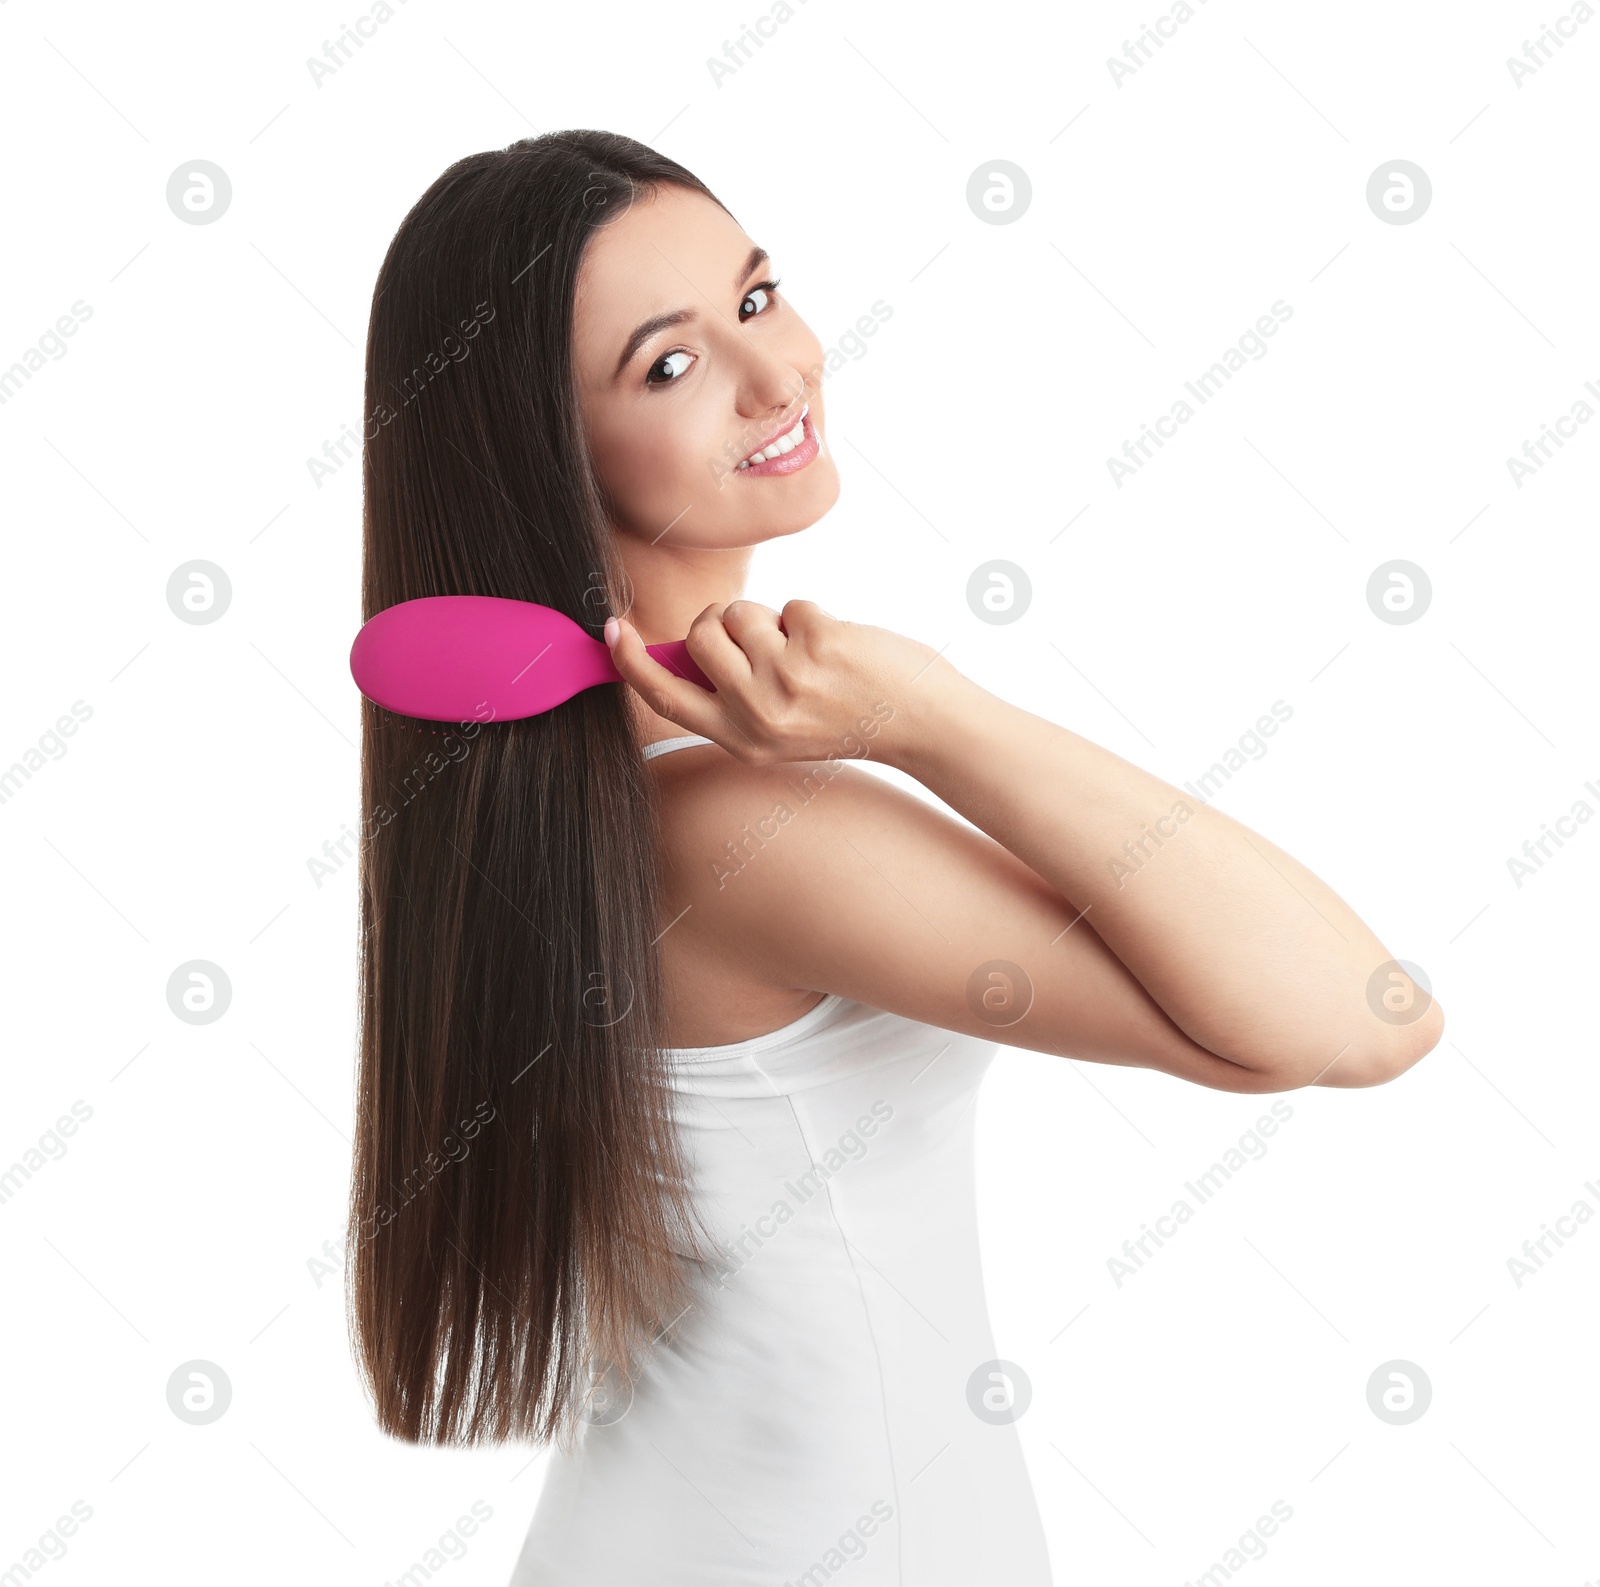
[572,183,840,551]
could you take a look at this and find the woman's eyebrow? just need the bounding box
[611,246,771,381]
[612,308,693,380]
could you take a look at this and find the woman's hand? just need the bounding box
[604,598,955,767]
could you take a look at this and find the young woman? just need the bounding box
[347,130,1443,1585]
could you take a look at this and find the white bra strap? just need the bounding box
[640,734,716,760]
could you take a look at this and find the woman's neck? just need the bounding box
[613,534,752,746]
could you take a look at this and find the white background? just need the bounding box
[2,0,1597,1582]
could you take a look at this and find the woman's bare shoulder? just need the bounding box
[644,744,1295,1092]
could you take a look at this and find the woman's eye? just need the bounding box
[645,349,694,386]
[740,280,780,320]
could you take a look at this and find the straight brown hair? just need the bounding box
[346,131,725,1449]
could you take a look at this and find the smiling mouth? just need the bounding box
[734,405,820,475]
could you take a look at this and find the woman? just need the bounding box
[347,130,1443,1584]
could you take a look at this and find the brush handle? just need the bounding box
[642,640,714,692]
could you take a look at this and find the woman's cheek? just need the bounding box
[603,427,658,511]
[638,433,686,504]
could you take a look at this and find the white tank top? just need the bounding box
[508,735,1054,1584]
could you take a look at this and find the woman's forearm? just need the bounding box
[886,667,1442,1086]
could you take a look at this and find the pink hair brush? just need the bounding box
[349,595,715,722]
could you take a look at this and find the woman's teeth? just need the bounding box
[736,411,807,468]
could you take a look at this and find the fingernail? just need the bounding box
[603,617,620,648]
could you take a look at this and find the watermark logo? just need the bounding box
[581,1362,634,1426]
[965,560,1032,624]
[966,960,1034,1026]
[1365,160,1432,225]
[166,161,231,225]
[1363,959,1433,1026]
[579,969,635,1027]
[166,960,232,1025]
[166,560,232,625]
[166,1360,232,1424]
[1366,1359,1431,1424]
[966,1358,1033,1423]
[1365,560,1432,625]
[965,160,1032,225]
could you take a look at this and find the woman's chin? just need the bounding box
[747,490,840,546]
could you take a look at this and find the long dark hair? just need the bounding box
[346,132,724,1449]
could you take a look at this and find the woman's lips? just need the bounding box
[735,411,821,477]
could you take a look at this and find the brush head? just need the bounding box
[349,595,713,723]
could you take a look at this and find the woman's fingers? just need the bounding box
[717,599,788,668]
[605,615,726,741]
[603,602,838,765]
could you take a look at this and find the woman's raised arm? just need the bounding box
[608,599,1444,1093]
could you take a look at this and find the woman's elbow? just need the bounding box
[1273,998,1447,1090]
